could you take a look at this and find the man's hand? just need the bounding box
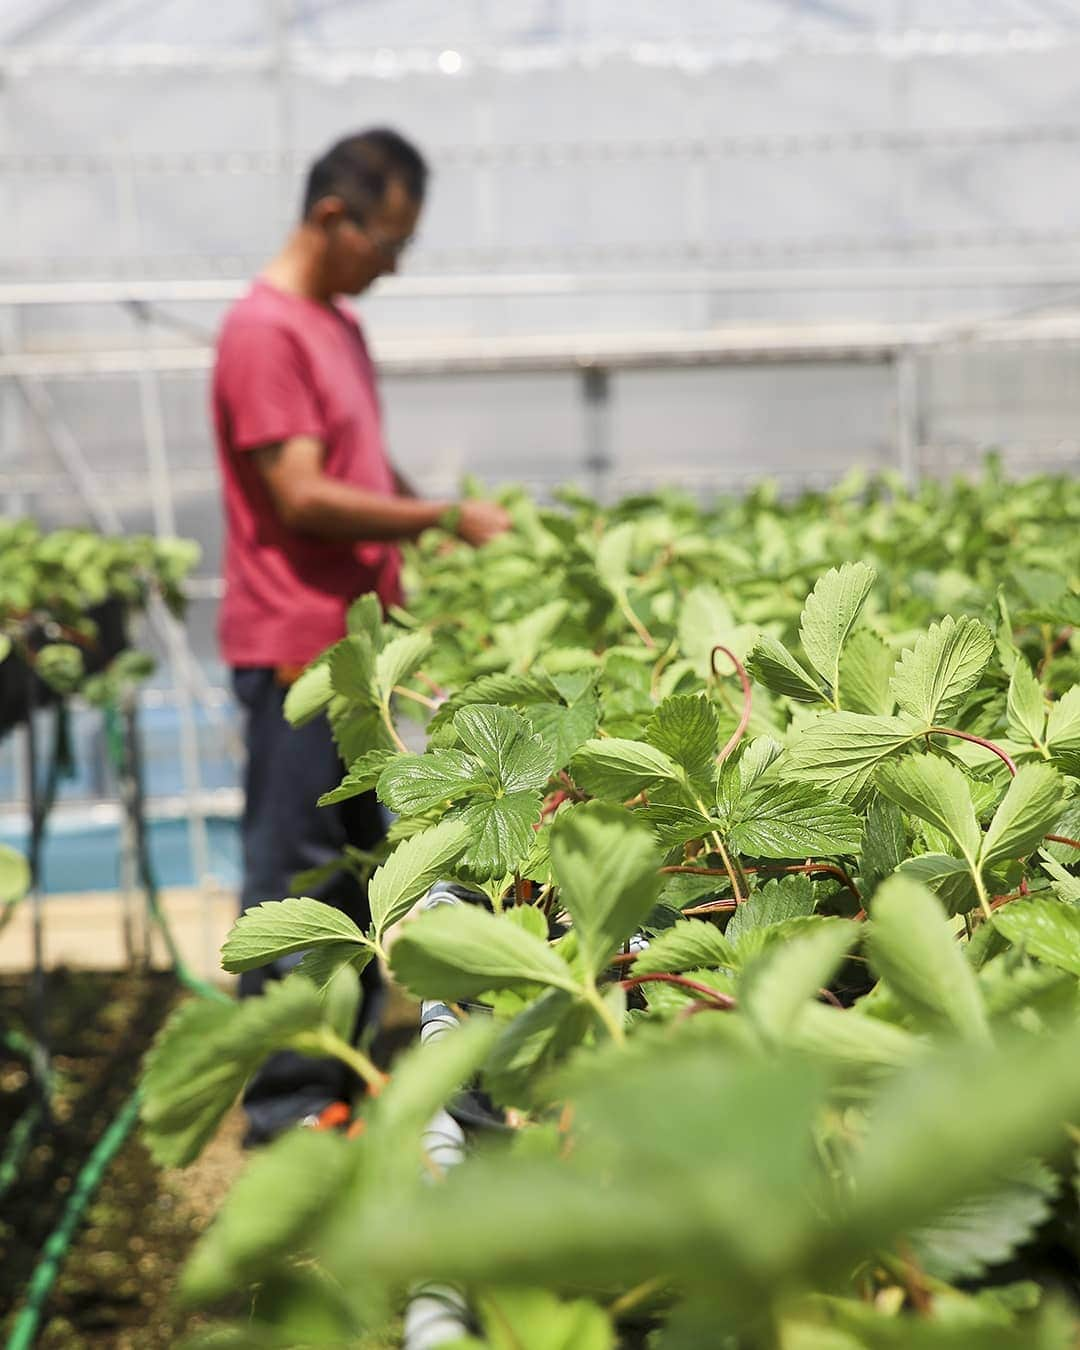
[456,499,512,548]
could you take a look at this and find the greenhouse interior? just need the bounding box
[6,1,1080,1347]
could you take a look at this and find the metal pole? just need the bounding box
[895,347,921,489]
[581,365,613,503]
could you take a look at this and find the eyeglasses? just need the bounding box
[352,218,415,261]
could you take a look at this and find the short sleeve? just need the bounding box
[217,320,326,452]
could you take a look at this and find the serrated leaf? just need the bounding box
[328,633,378,706]
[456,792,543,881]
[645,694,719,784]
[837,626,895,716]
[631,918,739,975]
[979,764,1063,869]
[729,782,862,859]
[550,803,662,977]
[896,853,979,915]
[283,661,333,728]
[875,754,981,865]
[798,562,876,697]
[453,704,556,793]
[570,738,683,801]
[522,695,599,764]
[1007,658,1047,747]
[741,922,857,1041]
[594,520,635,592]
[745,633,824,704]
[859,795,907,896]
[346,591,384,643]
[370,1016,499,1141]
[294,941,374,993]
[389,904,578,1001]
[375,630,433,701]
[634,803,716,848]
[784,713,918,802]
[485,988,593,1110]
[912,1163,1059,1282]
[377,748,488,814]
[867,876,989,1040]
[474,1287,615,1350]
[221,897,371,974]
[140,979,325,1166]
[317,748,395,807]
[1037,848,1080,903]
[725,875,817,946]
[787,1002,920,1074]
[889,615,995,728]
[993,898,1080,976]
[1045,685,1080,762]
[368,817,470,939]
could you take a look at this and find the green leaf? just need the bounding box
[741,921,857,1041]
[745,632,825,704]
[645,694,719,784]
[1037,848,1080,903]
[838,627,895,715]
[369,1016,499,1142]
[181,1128,356,1303]
[0,634,10,665]
[549,803,662,977]
[140,979,325,1166]
[867,875,989,1040]
[35,642,83,693]
[368,817,471,939]
[786,1002,921,1074]
[221,897,371,974]
[522,694,599,764]
[473,1286,615,1350]
[993,898,1080,976]
[1045,686,1080,761]
[570,738,683,801]
[456,792,544,882]
[798,562,876,697]
[1007,658,1047,747]
[783,713,918,802]
[979,764,1063,869]
[875,755,981,865]
[0,845,30,905]
[889,615,995,728]
[484,988,593,1110]
[859,795,907,896]
[594,520,635,593]
[631,919,739,975]
[896,853,979,915]
[678,585,757,678]
[729,782,862,859]
[294,941,373,994]
[346,592,384,643]
[317,748,395,807]
[328,633,378,706]
[725,875,817,946]
[389,903,579,1001]
[377,748,488,814]
[911,1163,1060,1282]
[375,630,433,701]
[453,704,556,792]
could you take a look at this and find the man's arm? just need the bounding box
[253,437,509,546]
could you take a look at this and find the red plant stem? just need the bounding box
[620,972,736,1009]
[1046,834,1080,850]
[675,1000,733,1023]
[413,670,448,700]
[662,860,862,904]
[540,789,569,820]
[711,644,753,764]
[989,889,1026,911]
[680,898,740,916]
[818,988,844,1009]
[927,726,1017,777]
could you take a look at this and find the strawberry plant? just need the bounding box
[142,468,1080,1348]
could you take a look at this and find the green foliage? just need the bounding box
[140,471,1080,1347]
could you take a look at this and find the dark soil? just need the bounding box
[0,968,244,1348]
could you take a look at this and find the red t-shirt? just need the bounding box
[213,279,403,668]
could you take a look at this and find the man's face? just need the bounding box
[324,177,421,295]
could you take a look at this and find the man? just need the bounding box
[213,129,510,1143]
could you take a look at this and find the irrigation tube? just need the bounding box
[4,699,225,1350]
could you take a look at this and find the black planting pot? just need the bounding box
[0,597,129,740]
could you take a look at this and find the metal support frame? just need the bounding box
[581,366,613,503]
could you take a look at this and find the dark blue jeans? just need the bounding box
[232,667,386,1142]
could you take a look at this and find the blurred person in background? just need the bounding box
[212,128,510,1144]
